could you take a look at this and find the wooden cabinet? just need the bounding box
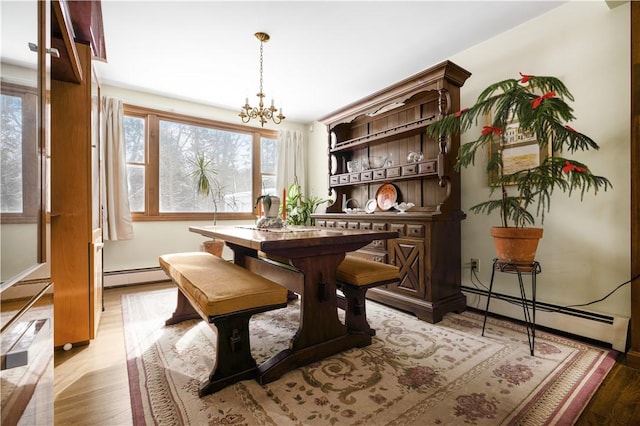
[314,61,471,323]
[51,41,103,347]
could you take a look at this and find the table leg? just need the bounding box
[225,243,373,384]
[260,253,372,384]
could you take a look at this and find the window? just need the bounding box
[123,105,277,221]
[0,82,39,223]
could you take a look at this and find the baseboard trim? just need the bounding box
[463,285,629,352]
[626,350,640,370]
[104,267,167,288]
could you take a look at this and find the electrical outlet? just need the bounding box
[470,258,480,272]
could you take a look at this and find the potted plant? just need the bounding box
[188,152,228,256]
[284,181,329,226]
[426,72,612,264]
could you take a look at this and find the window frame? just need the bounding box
[0,82,40,224]
[124,104,277,222]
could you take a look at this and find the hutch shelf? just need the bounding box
[313,60,471,323]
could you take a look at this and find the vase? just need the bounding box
[263,196,280,218]
[490,226,543,265]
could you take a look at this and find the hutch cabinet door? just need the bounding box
[387,238,425,298]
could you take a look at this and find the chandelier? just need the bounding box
[239,32,285,127]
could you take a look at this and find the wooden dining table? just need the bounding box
[189,224,398,384]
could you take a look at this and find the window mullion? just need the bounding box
[147,114,159,216]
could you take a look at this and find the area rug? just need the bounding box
[122,288,616,425]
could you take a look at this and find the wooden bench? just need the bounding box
[336,256,400,336]
[159,252,288,396]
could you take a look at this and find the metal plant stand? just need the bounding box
[482,258,542,356]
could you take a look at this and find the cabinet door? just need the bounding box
[388,238,425,298]
[51,43,96,346]
[89,68,103,338]
[89,232,103,339]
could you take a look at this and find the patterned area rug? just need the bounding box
[122,288,615,425]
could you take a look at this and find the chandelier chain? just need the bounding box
[259,41,264,99]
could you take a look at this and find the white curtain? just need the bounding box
[101,97,134,240]
[276,129,306,196]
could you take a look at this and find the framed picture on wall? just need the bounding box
[488,109,551,186]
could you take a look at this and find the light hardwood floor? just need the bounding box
[54,282,172,425]
[54,282,639,425]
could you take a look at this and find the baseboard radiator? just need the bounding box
[103,267,169,288]
[463,286,629,352]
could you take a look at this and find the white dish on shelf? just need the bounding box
[343,208,365,214]
[364,199,377,214]
[393,202,415,214]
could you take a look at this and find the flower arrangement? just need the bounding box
[426,72,612,229]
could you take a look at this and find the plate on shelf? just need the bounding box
[365,199,377,214]
[375,183,398,211]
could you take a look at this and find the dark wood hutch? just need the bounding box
[313,61,471,323]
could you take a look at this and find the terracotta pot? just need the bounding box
[201,239,225,257]
[490,226,543,265]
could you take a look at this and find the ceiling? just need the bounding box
[3,1,568,124]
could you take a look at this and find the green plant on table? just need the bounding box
[426,72,612,228]
[285,181,329,226]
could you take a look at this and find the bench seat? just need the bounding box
[336,256,400,336]
[159,252,288,396]
[160,252,287,318]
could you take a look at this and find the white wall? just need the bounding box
[101,85,309,134]
[103,2,631,325]
[447,1,630,319]
[307,122,334,210]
